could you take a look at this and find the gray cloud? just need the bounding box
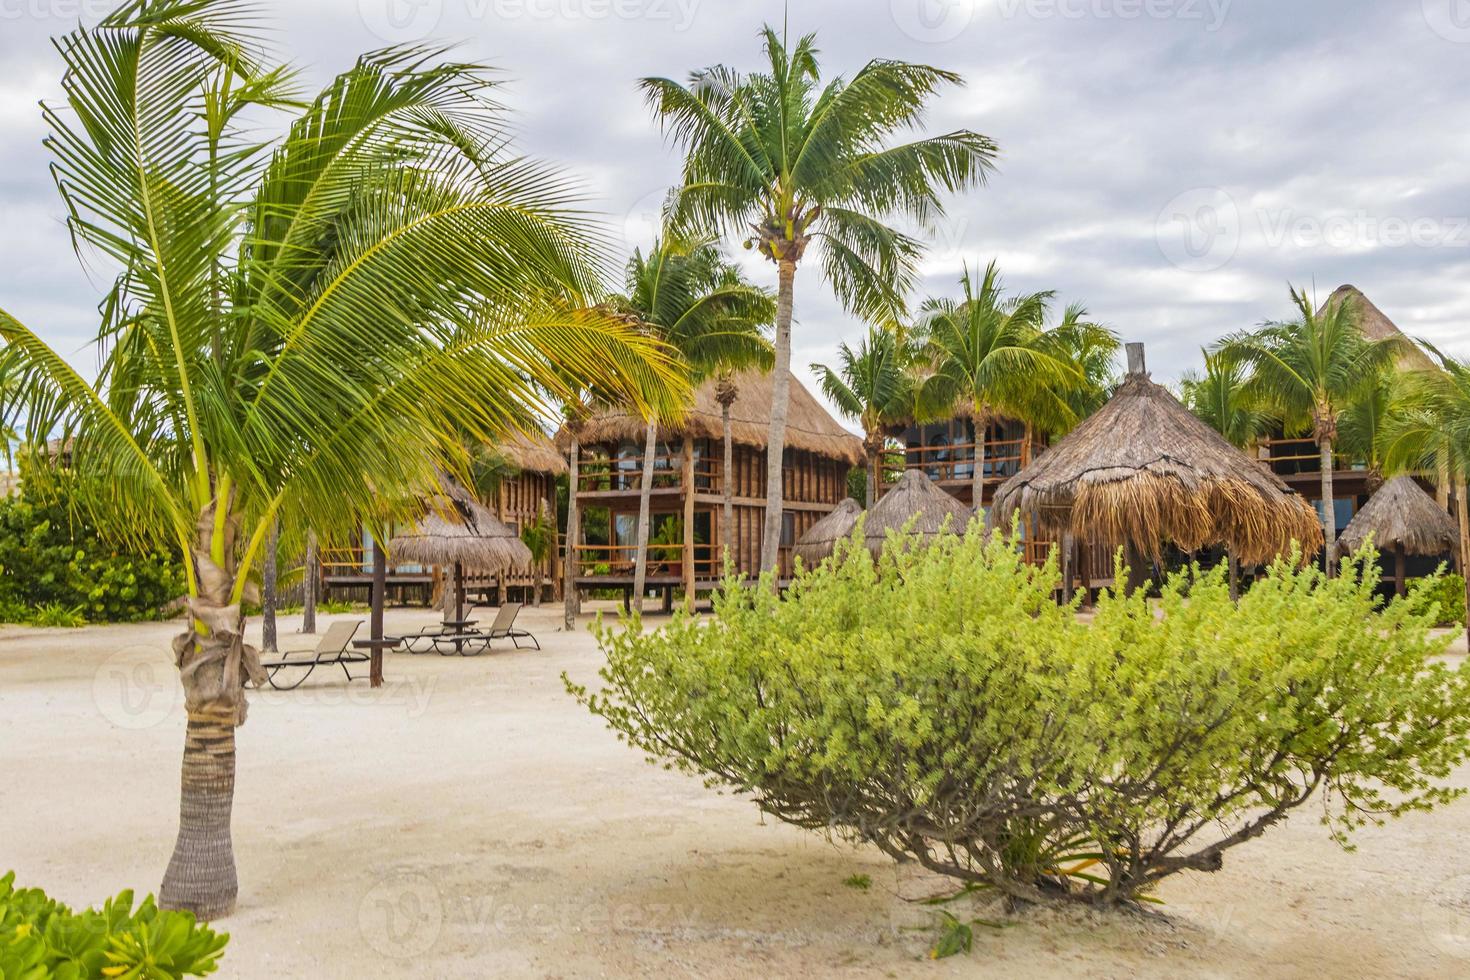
[2,0,1466,432]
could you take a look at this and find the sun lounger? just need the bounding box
[481,602,540,651]
[256,621,366,690]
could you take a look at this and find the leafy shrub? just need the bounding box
[0,871,228,978]
[0,475,185,623]
[571,525,1470,908]
[1408,572,1467,627]
[29,602,87,628]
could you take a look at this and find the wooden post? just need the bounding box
[1228,549,1240,603]
[454,560,464,654]
[302,532,318,634]
[369,538,386,688]
[1060,531,1074,605]
[682,439,696,612]
[1393,543,1406,598]
[1124,541,1150,596]
[495,489,508,606]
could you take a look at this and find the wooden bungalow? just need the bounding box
[883,414,1044,508]
[557,369,863,602]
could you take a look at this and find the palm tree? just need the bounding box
[1338,368,1415,490]
[0,1,682,919]
[1217,287,1404,573]
[713,373,740,552]
[1383,346,1470,648]
[1180,348,1270,599]
[812,327,912,507]
[914,262,1080,511]
[642,26,997,572]
[1039,305,1120,435]
[519,502,556,607]
[613,236,774,613]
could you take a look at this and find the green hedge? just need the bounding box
[0,478,184,625]
[0,872,228,978]
[1408,572,1467,627]
[572,525,1470,908]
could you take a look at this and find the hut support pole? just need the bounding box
[302,532,318,634]
[454,561,464,655]
[369,539,385,688]
[1394,544,1406,598]
[682,440,696,613]
[1060,532,1074,604]
[563,434,581,630]
[1228,550,1240,604]
[1124,542,1150,597]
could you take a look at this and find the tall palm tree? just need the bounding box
[1039,305,1120,436]
[914,262,1080,510]
[1217,287,1404,573]
[642,26,997,572]
[613,236,774,612]
[713,373,740,552]
[0,0,683,919]
[1180,348,1269,600]
[1338,368,1415,490]
[1383,345,1470,647]
[812,327,912,507]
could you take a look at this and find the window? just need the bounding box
[780,511,796,547]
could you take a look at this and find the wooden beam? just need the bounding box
[682,439,696,612]
[369,538,386,688]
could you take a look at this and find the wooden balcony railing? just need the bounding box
[576,455,720,493]
[1256,438,1358,477]
[319,547,429,577]
[573,542,720,580]
[882,439,1034,485]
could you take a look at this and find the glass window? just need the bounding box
[780,511,796,546]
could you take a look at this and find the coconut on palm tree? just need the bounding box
[812,327,912,507]
[1217,286,1405,573]
[914,262,1081,511]
[642,26,998,571]
[0,0,683,919]
[612,235,774,612]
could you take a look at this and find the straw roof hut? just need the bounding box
[390,482,531,575]
[792,498,862,565]
[863,471,973,557]
[495,430,567,475]
[1319,285,1437,373]
[989,344,1323,567]
[555,369,863,465]
[1333,476,1459,561]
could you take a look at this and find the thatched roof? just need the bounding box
[389,481,530,573]
[495,430,567,475]
[554,369,863,466]
[989,344,1324,565]
[1333,476,1459,559]
[864,471,973,557]
[1319,285,1437,373]
[792,498,862,565]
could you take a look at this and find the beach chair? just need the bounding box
[481,602,540,651]
[257,620,366,690]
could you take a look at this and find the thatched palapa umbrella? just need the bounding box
[390,482,531,651]
[1332,476,1460,595]
[792,498,862,566]
[989,344,1323,592]
[863,471,973,557]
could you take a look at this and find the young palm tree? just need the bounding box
[1218,287,1404,572]
[1338,368,1415,490]
[0,1,682,919]
[519,503,556,607]
[613,236,774,612]
[1180,348,1270,599]
[1039,305,1120,435]
[914,262,1080,510]
[812,327,912,507]
[642,26,997,572]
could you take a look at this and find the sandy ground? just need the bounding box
[3,606,1470,979]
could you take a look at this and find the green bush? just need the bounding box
[0,871,228,978]
[1408,572,1467,627]
[0,476,185,623]
[571,525,1470,908]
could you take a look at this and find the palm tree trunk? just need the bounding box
[302,532,317,634]
[261,519,278,654]
[760,259,796,575]
[1319,436,1337,577]
[632,420,658,613]
[1456,478,1470,651]
[563,436,581,630]
[160,706,238,919]
[865,441,878,509]
[971,409,988,513]
[722,400,734,562]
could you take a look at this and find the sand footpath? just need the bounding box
[2,606,1469,978]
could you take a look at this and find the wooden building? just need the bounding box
[558,369,863,601]
[883,414,1044,509]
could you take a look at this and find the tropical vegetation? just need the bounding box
[572,524,1470,908]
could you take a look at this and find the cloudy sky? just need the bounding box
[2,0,1468,430]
